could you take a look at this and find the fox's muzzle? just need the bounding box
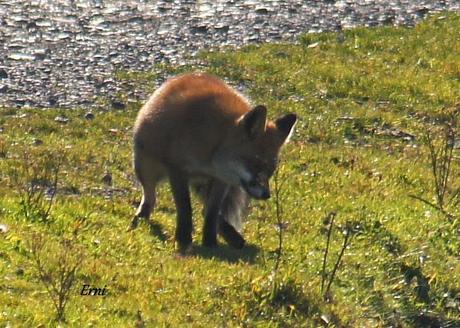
[241,179,270,200]
[259,188,270,200]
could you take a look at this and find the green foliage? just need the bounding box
[418,111,459,217]
[11,149,62,224]
[0,14,459,327]
[27,231,85,322]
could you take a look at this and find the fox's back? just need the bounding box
[134,73,251,169]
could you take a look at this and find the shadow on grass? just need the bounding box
[192,243,260,264]
[144,220,260,263]
[147,220,169,242]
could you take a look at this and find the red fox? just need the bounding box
[131,72,296,254]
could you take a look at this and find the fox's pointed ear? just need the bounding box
[276,113,297,143]
[239,105,267,138]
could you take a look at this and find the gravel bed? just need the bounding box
[0,0,458,109]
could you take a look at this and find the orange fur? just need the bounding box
[131,72,297,252]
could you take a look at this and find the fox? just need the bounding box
[130,72,296,254]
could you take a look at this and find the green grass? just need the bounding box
[1,14,459,327]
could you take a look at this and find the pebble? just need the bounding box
[85,112,95,120]
[32,138,44,146]
[102,173,113,186]
[0,223,8,234]
[54,116,69,123]
[0,68,8,79]
[0,1,458,109]
[111,100,126,110]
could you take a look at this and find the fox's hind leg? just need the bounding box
[169,169,193,255]
[130,153,164,230]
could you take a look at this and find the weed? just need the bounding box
[412,111,459,219]
[26,231,84,322]
[11,149,63,224]
[320,212,353,301]
[271,167,287,275]
[320,211,337,296]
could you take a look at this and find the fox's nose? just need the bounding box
[261,189,270,199]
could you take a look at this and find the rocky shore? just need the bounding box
[0,0,458,109]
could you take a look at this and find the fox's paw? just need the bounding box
[176,241,193,257]
[202,237,218,248]
[219,221,245,249]
[225,233,245,249]
[127,216,141,231]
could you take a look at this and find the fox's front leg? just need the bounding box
[169,170,193,255]
[202,181,229,247]
[219,220,245,249]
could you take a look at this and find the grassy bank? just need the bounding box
[1,14,459,327]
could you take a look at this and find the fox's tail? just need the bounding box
[193,181,249,232]
[220,185,249,232]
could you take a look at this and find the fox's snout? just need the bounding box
[241,178,271,200]
[259,188,270,200]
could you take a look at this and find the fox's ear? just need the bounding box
[275,113,297,143]
[239,105,267,138]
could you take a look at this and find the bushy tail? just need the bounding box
[192,181,249,231]
[220,186,249,232]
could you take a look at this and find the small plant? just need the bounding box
[320,212,353,301]
[412,112,459,219]
[27,231,84,322]
[0,138,7,158]
[320,211,336,297]
[269,166,288,300]
[12,149,63,223]
[272,167,287,275]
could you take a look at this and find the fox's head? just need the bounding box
[214,105,297,200]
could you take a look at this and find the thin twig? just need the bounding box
[417,118,458,219]
[321,211,336,294]
[408,195,446,215]
[44,157,62,219]
[324,228,351,300]
[273,169,284,274]
[29,233,83,322]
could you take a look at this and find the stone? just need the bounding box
[85,112,95,120]
[0,0,458,109]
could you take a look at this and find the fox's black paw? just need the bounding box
[127,217,141,231]
[226,234,245,249]
[219,221,245,249]
[202,237,218,248]
[176,242,193,257]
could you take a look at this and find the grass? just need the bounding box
[1,13,459,327]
